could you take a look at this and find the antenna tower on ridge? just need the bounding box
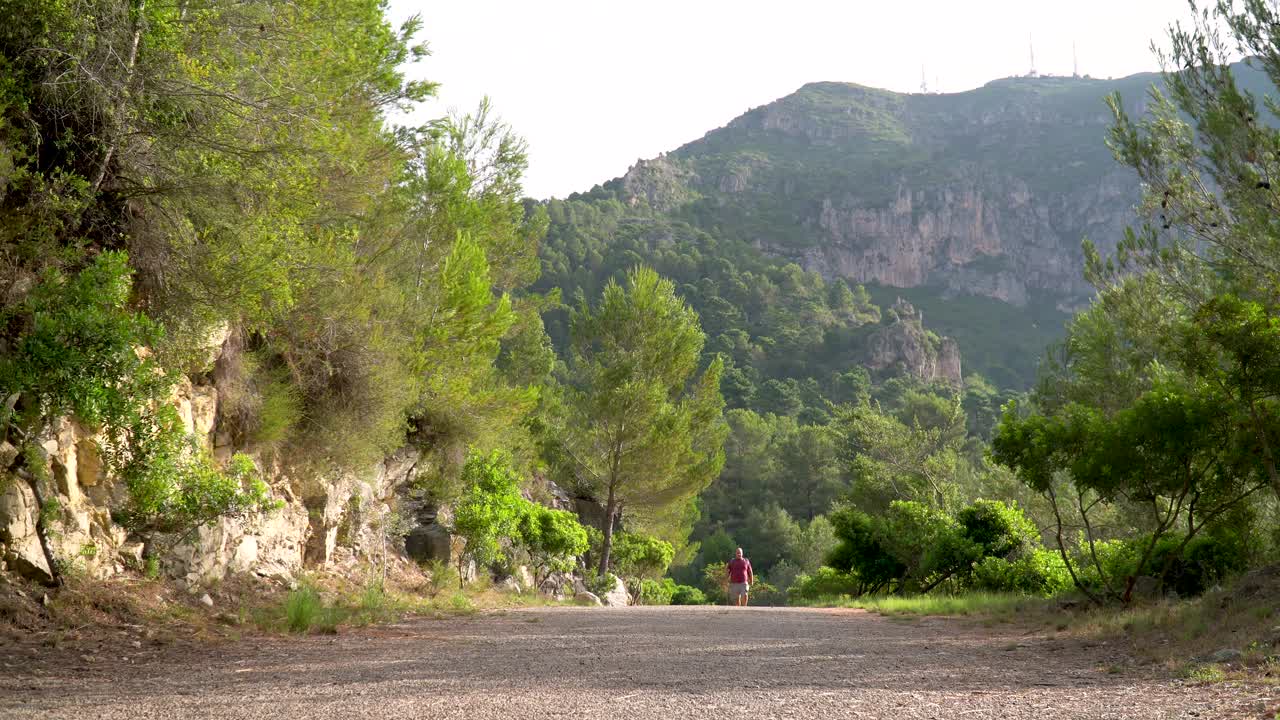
[1073,41,1080,78]
[1028,34,1038,77]
[920,65,928,94]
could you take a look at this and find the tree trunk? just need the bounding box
[1047,485,1100,605]
[1247,401,1280,502]
[597,482,618,576]
[91,0,147,193]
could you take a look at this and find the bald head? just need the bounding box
[735,547,743,559]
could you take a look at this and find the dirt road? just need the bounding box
[0,605,1262,719]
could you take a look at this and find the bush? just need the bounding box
[748,580,785,606]
[669,584,707,605]
[970,549,1072,596]
[451,450,528,585]
[422,558,458,598]
[285,586,326,633]
[701,561,728,604]
[1150,533,1248,597]
[637,578,677,605]
[826,508,903,592]
[788,566,861,601]
[957,499,1039,560]
[518,504,589,586]
[583,569,619,597]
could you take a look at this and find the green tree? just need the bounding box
[558,266,727,573]
[451,450,527,588]
[610,532,676,602]
[518,504,590,588]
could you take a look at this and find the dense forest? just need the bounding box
[1,0,1278,613]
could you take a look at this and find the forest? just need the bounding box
[0,0,1277,621]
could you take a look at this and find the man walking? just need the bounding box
[726,547,754,607]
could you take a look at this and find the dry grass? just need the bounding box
[0,558,584,664]
[792,565,1280,685]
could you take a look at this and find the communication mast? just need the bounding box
[1028,34,1038,77]
[1073,41,1080,78]
[920,65,928,94]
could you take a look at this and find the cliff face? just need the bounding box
[797,167,1135,306]
[0,337,439,590]
[603,72,1199,309]
[865,299,962,386]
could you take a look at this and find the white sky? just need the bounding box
[387,0,1194,200]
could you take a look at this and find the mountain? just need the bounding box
[536,64,1271,391]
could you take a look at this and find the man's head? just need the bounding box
[735,547,743,559]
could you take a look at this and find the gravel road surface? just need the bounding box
[0,605,1263,719]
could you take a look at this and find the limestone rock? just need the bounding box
[0,479,52,584]
[865,299,962,386]
[118,542,145,569]
[0,442,18,470]
[199,593,214,608]
[601,575,630,607]
[514,565,535,593]
[574,591,603,606]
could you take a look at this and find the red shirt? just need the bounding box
[728,557,752,583]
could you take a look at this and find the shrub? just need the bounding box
[669,584,707,605]
[451,450,528,586]
[285,586,325,633]
[970,549,1072,596]
[583,569,619,597]
[826,507,903,593]
[701,561,728,604]
[748,580,785,606]
[518,504,589,586]
[422,559,458,598]
[637,578,677,605]
[1150,533,1248,597]
[788,566,861,601]
[957,499,1039,560]
[612,532,675,600]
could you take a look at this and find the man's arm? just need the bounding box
[747,561,754,584]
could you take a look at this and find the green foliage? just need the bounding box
[970,550,1072,596]
[0,0,550,542]
[956,500,1039,560]
[285,585,329,634]
[583,569,619,598]
[787,566,861,601]
[610,532,675,580]
[636,577,677,605]
[451,450,528,580]
[553,266,726,571]
[700,561,729,604]
[518,504,590,586]
[421,559,459,599]
[826,507,906,594]
[749,580,785,606]
[115,433,277,539]
[669,583,708,605]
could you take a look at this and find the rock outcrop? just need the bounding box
[864,299,962,386]
[0,355,432,589]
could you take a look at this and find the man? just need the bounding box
[726,547,754,607]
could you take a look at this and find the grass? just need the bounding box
[795,567,1280,684]
[799,591,1047,618]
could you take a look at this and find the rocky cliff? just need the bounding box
[865,299,962,386]
[0,338,448,591]
[602,73,1184,310]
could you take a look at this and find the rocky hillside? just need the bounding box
[544,63,1272,388]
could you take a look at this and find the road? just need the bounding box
[0,605,1260,719]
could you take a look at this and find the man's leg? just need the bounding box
[741,592,748,607]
